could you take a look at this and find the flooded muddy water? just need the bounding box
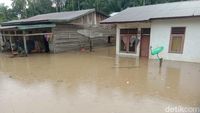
[0,47,200,113]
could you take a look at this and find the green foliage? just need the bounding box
[53,0,66,12]
[63,0,187,14]
[0,0,188,22]
[0,4,17,23]
[11,0,27,18]
[27,0,55,17]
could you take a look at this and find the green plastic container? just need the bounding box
[151,46,164,55]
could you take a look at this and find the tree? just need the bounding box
[0,4,17,23]
[11,0,27,18]
[65,0,81,11]
[27,0,55,17]
[53,0,66,12]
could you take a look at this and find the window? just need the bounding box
[120,29,139,53]
[141,28,150,35]
[120,29,138,34]
[169,27,185,53]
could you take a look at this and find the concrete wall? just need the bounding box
[150,17,200,63]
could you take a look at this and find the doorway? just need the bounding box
[140,28,150,57]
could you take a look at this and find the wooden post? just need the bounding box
[14,31,17,36]
[2,31,6,43]
[1,31,5,51]
[89,38,92,52]
[159,58,163,68]
[9,31,14,54]
[23,31,28,55]
[89,31,93,52]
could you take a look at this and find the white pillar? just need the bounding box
[136,27,141,56]
[137,27,141,39]
[94,12,97,25]
[23,31,28,55]
[116,25,120,55]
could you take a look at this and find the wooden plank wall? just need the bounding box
[52,24,109,53]
[52,24,85,52]
[51,12,113,53]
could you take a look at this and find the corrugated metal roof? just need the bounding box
[101,1,200,24]
[2,9,96,25]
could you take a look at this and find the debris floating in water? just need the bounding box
[126,81,130,84]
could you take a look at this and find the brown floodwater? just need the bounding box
[0,47,200,113]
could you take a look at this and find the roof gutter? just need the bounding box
[100,20,150,24]
[150,15,200,21]
[101,15,200,24]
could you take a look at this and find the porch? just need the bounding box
[0,24,55,56]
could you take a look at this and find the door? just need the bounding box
[140,35,150,57]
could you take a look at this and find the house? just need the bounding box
[101,1,200,63]
[0,9,115,54]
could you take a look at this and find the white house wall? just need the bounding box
[150,17,200,63]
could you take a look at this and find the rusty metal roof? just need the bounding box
[101,1,200,24]
[2,9,96,25]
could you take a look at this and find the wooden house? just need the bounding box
[0,9,115,55]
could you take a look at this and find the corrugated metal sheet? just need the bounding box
[17,24,56,30]
[101,1,200,24]
[2,9,95,25]
[0,26,17,29]
[0,24,55,30]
